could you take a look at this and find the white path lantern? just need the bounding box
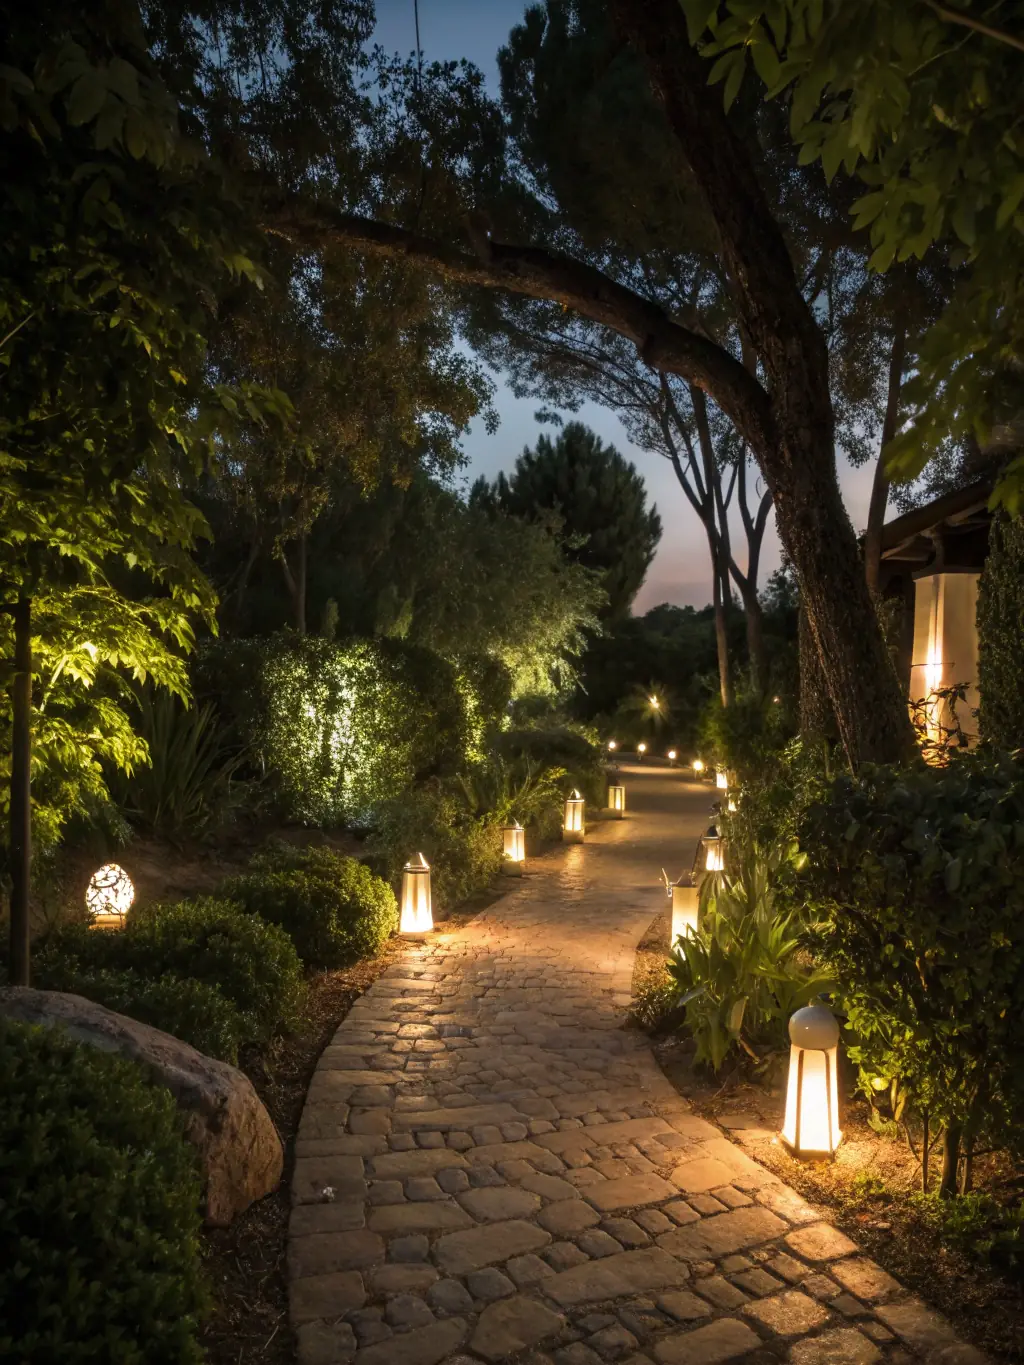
[667,749,677,766]
[699,822,725,874]
[715,767,729,790]
[637,742,647,758]
[607,739,617,752]
[781,1003,843,1159]
[668,875,699,944]
[692,758,705,776]
[563,789,585,843]
[607,783,625,818]
[86,863,134,929]
[400,853,433,934]
[502,821,525,875]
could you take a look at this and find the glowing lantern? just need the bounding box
[715,767,729,790]
[607,739,617,752]
[563,789,585,843]
[502,821,526,875]
[667,749,677,766]
[400,853,433,935]
[637,742,647,758]
[727,795,738,814]
[909,571,981,753]
[86,863,134,929]
[781,1003,843,1159]
[649,694,660,710]
[698,822,724,874]
[692,758,705,775]
[607,783,626,818]
[663,871,699,944]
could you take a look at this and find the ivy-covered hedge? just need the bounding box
[199,634,508,826]
[221,843,397,967]
[0,1017,207,1363]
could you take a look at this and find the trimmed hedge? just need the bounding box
[0,1017,207,1363]
[221,843,398,967]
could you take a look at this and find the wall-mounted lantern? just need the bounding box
[86,863,134,929]
[502,821,526,876]
[563,790,585,843]
[781,1002,842,1159]
[400,853,433,934]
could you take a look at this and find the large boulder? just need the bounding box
[0,987,283,1226]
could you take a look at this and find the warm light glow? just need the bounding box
[692,758,705,774]
[607,739,617,751]
[923,639,945,746]
[781,1004,842,1158]
[502,822,525,873]
[772,695,781,705]
[667,749,677,761]
[400,853,433,934]
[670,881,699,943]
[700,824,724,874]
[715,768,729,790]
[607,783,625,817]
[563,790,585,842]
[649,695,659,709]
[86,863,134,926]
[727,796,737,813]
[637,741,647,755]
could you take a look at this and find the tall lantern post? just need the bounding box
[607,782,626,818]
[562,789,585,843]
[400,853,433,935]
[502,820,526,876]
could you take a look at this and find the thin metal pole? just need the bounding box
[8,597,31,986]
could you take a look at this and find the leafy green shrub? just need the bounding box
[370,783,502,914]
[664,844,832,1070]
[199,633,491,826]
[910,1191,1024,1277]
[800,752,1024,1192]
[978,512,1024,749]
[494,723,605,808]
[221,843,398,967]
[30,954,244,1062]
[0,1016,207,1363]
[38,898,305,1044]
[456,755,568,840]
[108,685,248,839]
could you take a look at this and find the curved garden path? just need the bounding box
[289,765,986,1365]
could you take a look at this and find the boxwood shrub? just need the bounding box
[221,842,398,967]
[0,1017,207,1363]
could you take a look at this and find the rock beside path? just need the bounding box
[0,987,283,1225]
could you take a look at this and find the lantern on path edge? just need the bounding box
[86,863,134,929]
[781,1002,842,1159]
[400,853,433,934]
[698,821,724,875]
[667,749,677,766]
[502,821,526,875]
[663,870,699,944]
[715,767,729,790]
[637,742,647,758]
[607,782,625,818]
[692,758,705,776]
[563,789,585,843]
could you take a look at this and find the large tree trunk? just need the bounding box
[279,532,308,635]
[738,577,767,698]
[8,597,31,986]
[799,603,836,740]
[864,323,907,597]
[610,0,914,766]
[713,553,733,708]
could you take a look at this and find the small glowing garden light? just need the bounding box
[698,821,725,874]
[692,758,705,775]
[86,863,134,929]
[637,741,647,758]
[715,767,729,790]
[781,1002,843,1159]
[502,820,526,876]
[563,789,585,843]
[607,782,625,818]
[667,749,677,766]
[400,853,433,935]
[662,869,699,943]
[607,739,617,752]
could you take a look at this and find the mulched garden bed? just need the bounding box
[631,909,1024,1364]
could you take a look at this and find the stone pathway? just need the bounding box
[289,765,986,1365]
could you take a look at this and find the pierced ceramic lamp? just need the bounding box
[781,1002,843,1159]
[563,789,585,843]
[502,820,526,876]
[400,853,433,934]
[607,782,626,818]
[86,863,134,929]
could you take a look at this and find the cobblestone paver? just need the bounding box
[289,766,987,1364]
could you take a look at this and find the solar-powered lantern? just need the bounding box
[607,782,626,818]
[667,748,677,766]
[637,741,647,759]
[781,1002,843,1160]
[400,853,433,934]
[715,767,729,790]
[502,821,526,876]
[563,789,585,843]
[692,758,705,777]
[698,821,725,875]
[86,863,134,929]
[663,869,699,944]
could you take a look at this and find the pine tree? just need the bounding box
[978,514,1024,750]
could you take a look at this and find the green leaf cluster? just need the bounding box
[221,842,397,968]
[977,513,1024,749]
[0,1015,206,1363]
[799,752,1024,1154]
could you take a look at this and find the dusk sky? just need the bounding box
[372,0,876,613]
